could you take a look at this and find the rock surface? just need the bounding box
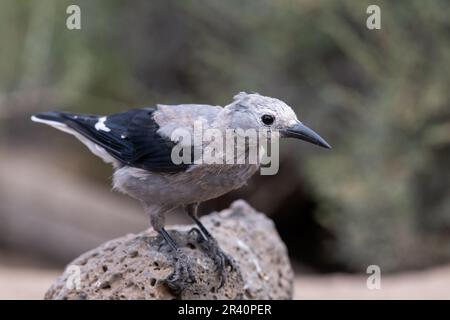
[45,200,293,300]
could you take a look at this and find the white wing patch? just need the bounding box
[94,116,111,132]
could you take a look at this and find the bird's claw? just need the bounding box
[214,245,236,289]
[197,237,236,289]
[161,227,235,292]
[163,248,196,294]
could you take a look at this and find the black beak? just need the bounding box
[281,122,331,149]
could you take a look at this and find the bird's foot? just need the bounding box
[163,248,196,295]
[188,227,235,289]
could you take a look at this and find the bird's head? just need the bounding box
[221,92,331,149]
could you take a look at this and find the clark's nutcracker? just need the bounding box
[31,92,330,290]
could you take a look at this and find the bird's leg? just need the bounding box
[146,207,195,294]
[159,227,178,250]
[157,227,196,293]
[186,204,213,240]
[186,203,235,288]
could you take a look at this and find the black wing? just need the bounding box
[33,108,190,173]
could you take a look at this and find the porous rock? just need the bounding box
[45,200,293,300]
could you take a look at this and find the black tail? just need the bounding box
[31,111,100,126]
[31,111,68,123]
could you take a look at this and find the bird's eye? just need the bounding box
[261,114,275,125]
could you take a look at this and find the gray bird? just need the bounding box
[31,92,330,291]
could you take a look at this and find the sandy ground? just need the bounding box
[1,264,450,299]
[0,266,59,300]
[294,265,450,299]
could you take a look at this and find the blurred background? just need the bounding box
[1,0,450,299]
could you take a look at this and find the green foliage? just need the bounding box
[302,0,450,271]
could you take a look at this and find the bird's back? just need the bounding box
[31,104,223,173]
